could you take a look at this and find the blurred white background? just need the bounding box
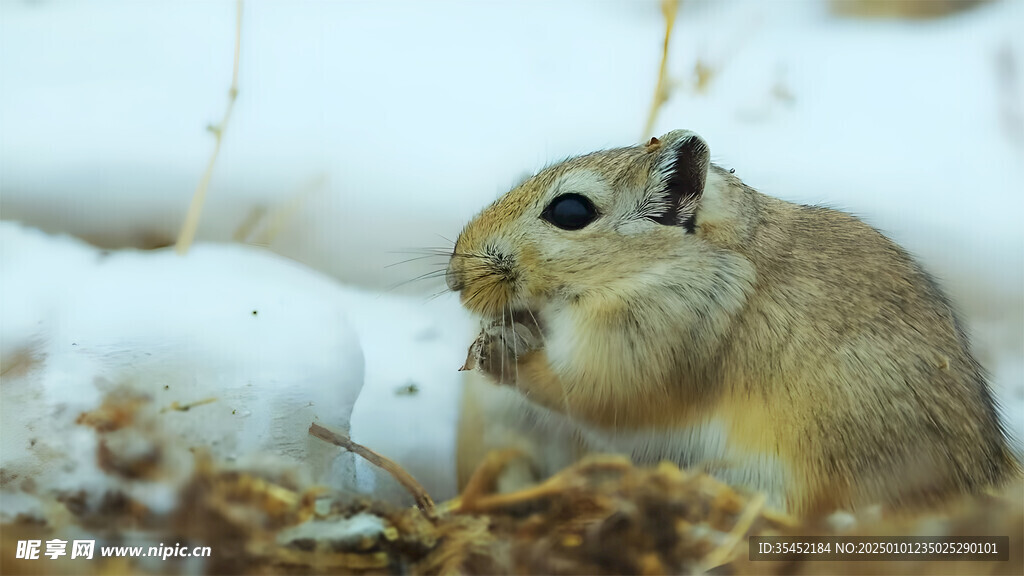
[3,1,1018,286]
[2,0,1022,496]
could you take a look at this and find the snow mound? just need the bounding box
[0,222,364,516]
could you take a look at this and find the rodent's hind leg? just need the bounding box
[459,448,540,511]
[493,450,541,494]
[457,370,584,503]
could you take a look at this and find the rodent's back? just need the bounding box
[721,187,1018,510]
[448,130,1019,514]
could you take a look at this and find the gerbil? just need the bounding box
[446,129,1019,514]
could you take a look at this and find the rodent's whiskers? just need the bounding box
[391,246,451,252]
[387,242,496,302]
[432,233,456,246]
[387,246,453,263]
[385,239,465,296]
[449,252,490,261]
[384,254,449,269]
[500,304,507,384]
[509,302,520,387]
[458,260,503,305]
[525,305,568,415]
[462,282,493,314]
[386,268,448,292]
[525,307,548,350]
[425,288,451,302]
[462,283,484,309]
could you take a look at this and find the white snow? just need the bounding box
[339,289,472,504]
[0,218,471,515]
[1,0,1022,513]
[0,222,365,515]
[276,513,386,549]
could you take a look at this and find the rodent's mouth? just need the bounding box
[511,307,543,331]
[486,307,544,334]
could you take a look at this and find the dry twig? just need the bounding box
[176,0,244,255]
[160,397,218,413]
[641,0,680,140]
[701,491,766,570]
[308,422,437,518]
[232,174,327,245]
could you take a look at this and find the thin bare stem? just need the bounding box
[641,0,679,141]
[234,174,327,246]
[701,491,766,570]
[176,0,244,255]
[308,422,437,518]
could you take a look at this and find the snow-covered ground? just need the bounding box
[0,221,472,518]
[1,0,1022,513]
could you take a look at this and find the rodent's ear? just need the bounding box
[648,130,710,232]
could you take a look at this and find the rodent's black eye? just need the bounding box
[541,193,598,231]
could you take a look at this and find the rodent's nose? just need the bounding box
[445,266,464,292]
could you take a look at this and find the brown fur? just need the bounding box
[448,130,1019,514]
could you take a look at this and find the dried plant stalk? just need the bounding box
[308,422,437,518]
[641,0,680,140]
[233,174,326,246]
[830,0,989,19]
[701,491,766,570]
[176,0,244,255]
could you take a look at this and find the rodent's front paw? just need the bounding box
[461,318,542,385]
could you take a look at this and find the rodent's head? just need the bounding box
[446,130,712,320]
